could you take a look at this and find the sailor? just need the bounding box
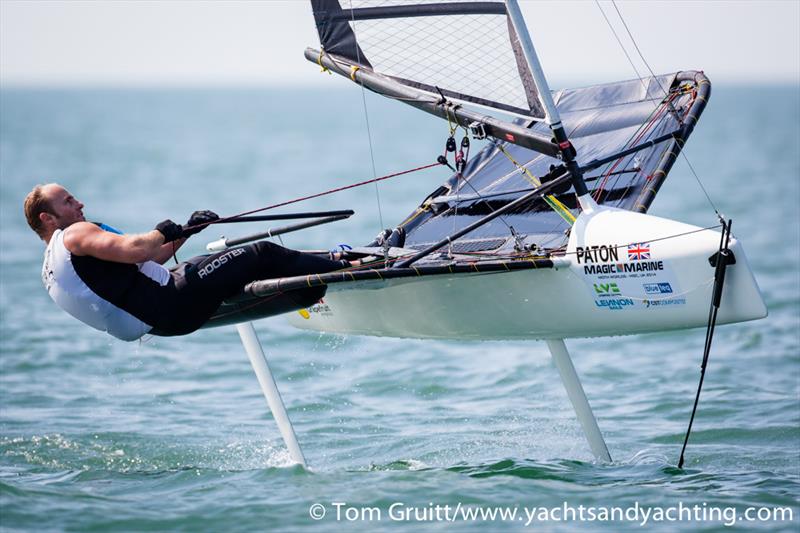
[24,183,355,341]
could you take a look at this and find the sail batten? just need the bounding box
[330,2,506,21]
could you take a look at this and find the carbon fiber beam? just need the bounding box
[304,48,560,157]
[241,257,555,299]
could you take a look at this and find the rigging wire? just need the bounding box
[675,143,721,218]
[497,145,576,224]
[593,90,678,202]
[435,102,525,250]
[610,0,670,98]
[598,0,721,218]
[349,0,385,231]
[594,0,646,90]
[443,135,570,249]
[608,0,685,133]
[452,144,575,255]
[445,113,459,255]
[606,1,683,123]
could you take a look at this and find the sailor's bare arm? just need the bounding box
[63,222,167,264]
[150,238,187,265]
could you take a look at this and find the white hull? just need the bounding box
[288,207,767,340]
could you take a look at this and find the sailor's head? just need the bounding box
[24,183,85,240]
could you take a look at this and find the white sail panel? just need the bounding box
[352,13,531,112]
[311,0,546,118]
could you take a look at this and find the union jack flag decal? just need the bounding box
[628,243,651,261]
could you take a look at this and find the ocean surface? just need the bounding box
[1,85,798,532]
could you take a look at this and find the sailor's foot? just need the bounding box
[326,248,377,268]
[384,227,406,248]
[367,229,392,247]
[348,256,378,268]
[328,244,353,262]
[368,227,406,248]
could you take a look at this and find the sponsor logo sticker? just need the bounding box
[644,298,686,308]
[594,282,621,296]
[584,261,664,275]
[643,282,673,294]
[307,298,333,317]
[574,240,679,311]
[197,247,245,279]
[595,298,635,310]
[299,298,333,319]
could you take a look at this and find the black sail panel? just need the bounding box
[399,72,711,257]
[310,0,372,68]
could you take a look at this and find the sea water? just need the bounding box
[1,86,798,531]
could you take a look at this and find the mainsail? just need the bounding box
[311,0,546,118]
[307,1,710,257]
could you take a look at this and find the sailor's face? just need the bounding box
[42,184,85,228]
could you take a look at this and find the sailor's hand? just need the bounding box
[183,210,219,237]
[155,219,185,243]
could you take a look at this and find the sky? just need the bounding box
[1,0,798,88]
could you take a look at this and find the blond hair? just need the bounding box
[24,184,53,239]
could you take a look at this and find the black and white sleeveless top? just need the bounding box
[42,228,170,341]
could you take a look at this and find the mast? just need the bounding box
[504,0,594,209]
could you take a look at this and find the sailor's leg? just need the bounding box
[546,339,612,462]
[185,241,346,296]
[150,248,268,335]
[245,240,348,279]
[151,243,347,335]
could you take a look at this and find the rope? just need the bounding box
[457,170,518,235]
[610,0,671,99]
[185,162,442,233]
[559,223,723,258]
[592,91,676,201]
[594,0,646,90]
[497,145,576,224]
[679,141,722,218]
[317,49,331,74]
[348,0,385,231]
[598,0,721,218]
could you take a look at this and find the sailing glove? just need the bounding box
[155,219,184,243]
[183,210,219,237]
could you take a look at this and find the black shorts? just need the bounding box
[148,241,346,336]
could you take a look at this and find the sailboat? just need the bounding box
[201,0,767,465]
